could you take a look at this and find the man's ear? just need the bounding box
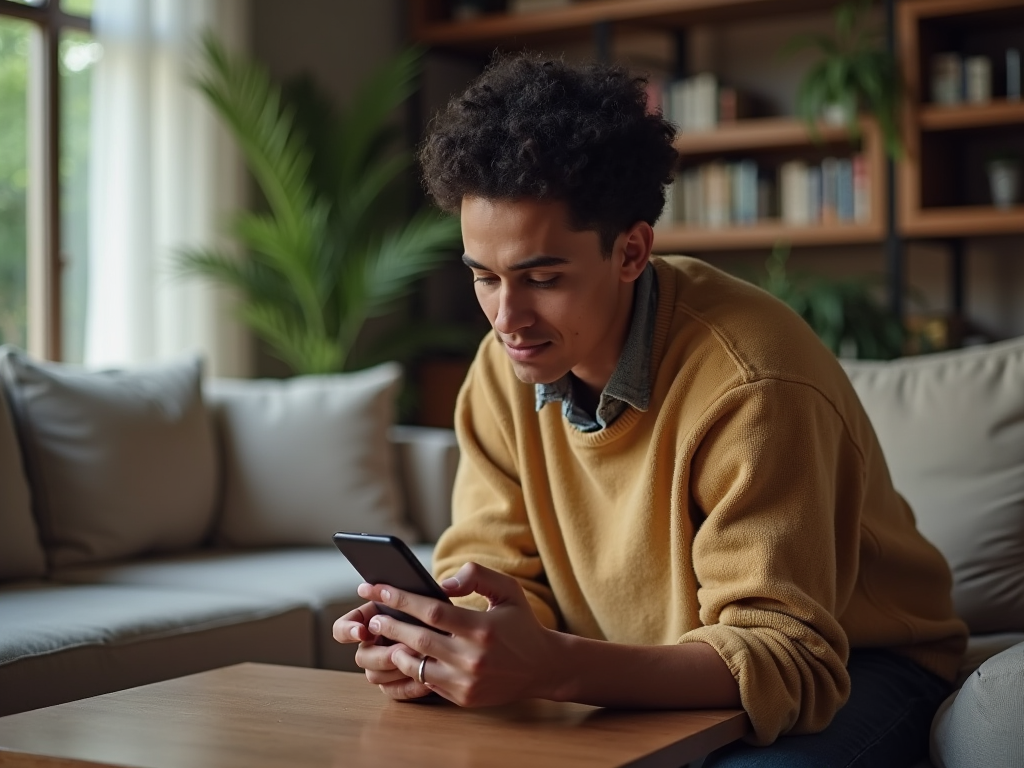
[615,221,654,283]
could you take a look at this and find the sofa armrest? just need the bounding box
[389,426,459,544]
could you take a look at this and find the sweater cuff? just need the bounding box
[679,624,848,746]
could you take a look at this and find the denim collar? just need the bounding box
[535,262,657,432]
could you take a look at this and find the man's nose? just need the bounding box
[493,284,533,335]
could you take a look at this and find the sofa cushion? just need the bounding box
[206,363,417,548]
[54,544,434,672]
[0,349,217,568]
[0,371,45,581]
[842,337,1024,634]
[391,425,459,542]
[0,581,312,716]
[930,640,1024,768]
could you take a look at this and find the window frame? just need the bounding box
[0,0,90,360]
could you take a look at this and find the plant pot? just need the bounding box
[987,160,1021,209]
[821,102,852,126]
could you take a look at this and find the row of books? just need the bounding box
[646,73,758,132]
[658,156,871,229]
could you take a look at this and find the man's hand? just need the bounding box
[332,601,430,700]
[333,562,557,706]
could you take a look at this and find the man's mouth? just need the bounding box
[502,339,551,362]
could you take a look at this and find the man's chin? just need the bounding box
[507,360,567,386]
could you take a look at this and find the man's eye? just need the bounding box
[529,276,559,288]
[473,275,498,286]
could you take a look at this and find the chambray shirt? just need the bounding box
[535,263,658,432]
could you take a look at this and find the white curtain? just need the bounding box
[85,0,252,377]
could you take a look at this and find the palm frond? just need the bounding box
[194,34,315,233]
[361,212,462,316]
[336,47,424,188]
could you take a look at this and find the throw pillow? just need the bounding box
[205,363,418,547]
[0,367,46,580]
[930,640,1024,768]
[0,348,218,567]
[842,336,1024,634]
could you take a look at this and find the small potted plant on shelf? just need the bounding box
[987,151,1021,209]
[784,0,903,159]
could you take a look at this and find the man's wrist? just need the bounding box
[534,628,579,702]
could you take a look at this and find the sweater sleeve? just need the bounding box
[431,355,560,630]
[680,377,866,745]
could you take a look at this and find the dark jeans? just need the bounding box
[703,649,952,768]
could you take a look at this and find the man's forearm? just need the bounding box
[540,633,742,710]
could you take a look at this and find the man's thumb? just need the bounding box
[441,562,524,608]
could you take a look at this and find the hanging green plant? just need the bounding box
[178,35,464,375]
[784,0,904,159]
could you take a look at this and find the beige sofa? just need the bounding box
[0,348,458,717]
[1,336,1022,766]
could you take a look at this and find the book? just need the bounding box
[734,160,758,225]
[780,161,809,225]
[836,158,854,222]
[821,158,839,224]
[692,73,718,131]
[852,154,870,223]
[705,162,730,228]
[807,165,822,224]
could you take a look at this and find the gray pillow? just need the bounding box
[205,363,418,547]
[931,641,1024,768]
[0,368,46,581]
[0,348,217,567]
[842,337,1024,634]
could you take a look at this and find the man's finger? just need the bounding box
[358,582,475,636]
[390,648,454,693]
[354,640,412,672]
[332,601,380,644]
[439,562,527,609]
[379,676,431,701]
[365,668,409,686]
[367,614,455,663]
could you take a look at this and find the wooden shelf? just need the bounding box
[653,221,885,252]
[918,100,1024,131]
[672,117,870,156]
[412,0,831,50]
[901,206,1024,238]
[898,0,1024,240]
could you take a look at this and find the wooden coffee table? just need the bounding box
[0,663,748,767]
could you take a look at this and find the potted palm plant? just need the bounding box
[179,36,465,375]
[784,0,903,159]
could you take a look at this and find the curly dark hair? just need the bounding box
[418,53,678,254]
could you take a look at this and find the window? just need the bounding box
[0,0,93,361]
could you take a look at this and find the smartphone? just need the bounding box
[332,532,452,633]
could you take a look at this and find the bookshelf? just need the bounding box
[409,0,1024,363]
[654,117,886,252]
[411,0,836,51]
[898,0,1024,238]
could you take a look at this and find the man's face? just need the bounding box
[460,196,646,393]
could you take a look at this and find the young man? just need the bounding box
[334,54,966,765]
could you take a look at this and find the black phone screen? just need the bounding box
[332,532,451,632]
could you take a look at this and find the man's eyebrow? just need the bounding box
[461,254,570,271]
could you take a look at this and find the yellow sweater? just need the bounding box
[433,256,967,744]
